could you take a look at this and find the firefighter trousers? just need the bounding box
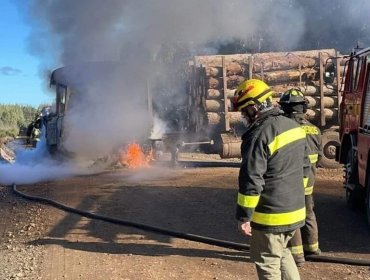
[250,229,300,280]
[288,194,319,261]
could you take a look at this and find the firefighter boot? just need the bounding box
[293,254,305,267]
[304,248,321,256]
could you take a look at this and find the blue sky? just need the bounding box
[0,0,53,107]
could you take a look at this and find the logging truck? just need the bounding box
[46,49,344,168]
[184,49,344,168]
[335,46,370,224]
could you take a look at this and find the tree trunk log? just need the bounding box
[205,100,231,112]
[208,76,245,89]
[305,96,338,109]
[208,77,220,89]
[207,112,242,126]
[269,85,317,97]
[305,108,338,122]
[194,49,336,68]
[194,54,250,67]
[226,62,244,75]
[205,66,221,77]
[253,69,317,84]
[227,75,245,88]
[207,89,236,99]
[207,109,338,127]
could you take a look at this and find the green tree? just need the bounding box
[0,104,39,138]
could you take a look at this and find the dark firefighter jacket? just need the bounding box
[289,113,322,196]
[236,108,310,233]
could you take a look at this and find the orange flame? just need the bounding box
[120,143,153,168]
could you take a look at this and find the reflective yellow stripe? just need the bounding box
[309,154,318,164]
[303,177,309,188]
[237,193,260,208]
[268,127,306,155]
[305,186,314,195]
[303,242,319,252]
[289,245,304,255]
[251,207,306,226]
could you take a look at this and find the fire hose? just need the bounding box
[12,184,370,266]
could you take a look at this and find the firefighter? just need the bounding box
[26,112,42,146]
[33,112,42,130]
[279,88,322,266]
[232,79,310,280]
[26,121,34,145]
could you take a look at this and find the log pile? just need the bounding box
[206,109,338,127]
[188,49,343,134]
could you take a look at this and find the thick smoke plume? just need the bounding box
[14,0,370,161]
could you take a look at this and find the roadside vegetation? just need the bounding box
[0,104,39,138]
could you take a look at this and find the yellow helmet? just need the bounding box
[232,79,273,111]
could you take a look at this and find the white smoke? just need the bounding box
[150,115,168,140]
[0,131,91,185]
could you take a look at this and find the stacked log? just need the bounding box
[206,100,228,112]
[189,49,342,133]
[306,108,338,122]
[206,108,339,127]
[305,96,338,109]
[207,89,235,99]
[207,112,242,126]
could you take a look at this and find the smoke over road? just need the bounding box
[0,134,91,185]
[11,0,370,161]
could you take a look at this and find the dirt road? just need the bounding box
[1,156,370,279]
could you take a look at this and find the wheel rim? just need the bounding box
[323,140,338,160]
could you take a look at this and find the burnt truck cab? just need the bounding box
[46,61,161,159]
[46,67,73,154]
[335,46,370,224]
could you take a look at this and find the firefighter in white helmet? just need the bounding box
[279,88,322,267]
[232,79,310,279]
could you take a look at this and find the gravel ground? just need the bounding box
[1,155,370,279]
[0,185,46,280]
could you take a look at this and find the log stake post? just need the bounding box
[335,50,342,124]
[319,52,326,127]
[260,61,264,82]
[222,56,230,131]
[248,55,253,79]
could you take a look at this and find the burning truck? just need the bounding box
[44,48,345,168]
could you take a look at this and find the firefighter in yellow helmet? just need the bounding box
[279,88,322,266]
[232,79,310,279]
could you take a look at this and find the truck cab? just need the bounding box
[336,46,370,224]
[45,61,155,159]
[46,70,71,154]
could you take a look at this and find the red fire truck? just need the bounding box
[336,46,370,224]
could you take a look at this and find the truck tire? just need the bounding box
[344,148,363,209]
[318,129,342,169]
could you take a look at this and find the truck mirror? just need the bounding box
[324,62,335,84]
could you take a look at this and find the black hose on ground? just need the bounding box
[12,184,249,251]
[12,184,370,266]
